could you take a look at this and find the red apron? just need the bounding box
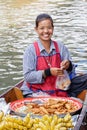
[27,41,68,97]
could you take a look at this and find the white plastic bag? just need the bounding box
[55,70,71,90]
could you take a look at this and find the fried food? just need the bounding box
[15,98,79,116]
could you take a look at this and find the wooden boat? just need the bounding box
[0,79,87,103]
[0,80,24,103]
[0,80,87,130]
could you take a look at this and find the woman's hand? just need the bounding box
[43,60,70,78]
[60,60,70,70]
[50,67,64,76]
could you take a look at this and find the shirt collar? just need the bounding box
[37,38,55,53]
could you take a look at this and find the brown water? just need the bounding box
[0,0,87,93]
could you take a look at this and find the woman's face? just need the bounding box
[35,19,54,42]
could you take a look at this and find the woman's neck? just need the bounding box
[41,40,51,53]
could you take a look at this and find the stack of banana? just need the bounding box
[0,111,74,130]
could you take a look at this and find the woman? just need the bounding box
[21,13,87,98]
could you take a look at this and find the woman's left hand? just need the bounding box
[60,60,70,70]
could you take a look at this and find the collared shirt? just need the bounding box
[23,38,72,84]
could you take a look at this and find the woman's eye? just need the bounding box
[40,27,44,30]
[48,26,53,29]
[39,27,52,30]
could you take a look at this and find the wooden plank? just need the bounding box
[0,80,24,103]
[74,94,87,130]
[77,90,87,101]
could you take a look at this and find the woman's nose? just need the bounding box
[44,28,48,32]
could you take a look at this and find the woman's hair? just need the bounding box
[35,13,54,27]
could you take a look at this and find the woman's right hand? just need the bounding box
[50,67,64,76]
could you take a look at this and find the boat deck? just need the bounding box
[74,94,87,130]
[0,80,87,130]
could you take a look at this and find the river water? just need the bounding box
[0,0,87,94]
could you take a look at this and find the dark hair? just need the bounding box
[35,13,54,27]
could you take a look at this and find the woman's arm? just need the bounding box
[23,44,43,84]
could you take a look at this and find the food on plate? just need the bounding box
[15,98,80,116]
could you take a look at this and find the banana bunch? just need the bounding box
[0,111,74,130]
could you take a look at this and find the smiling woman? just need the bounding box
[0,0,87,93]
